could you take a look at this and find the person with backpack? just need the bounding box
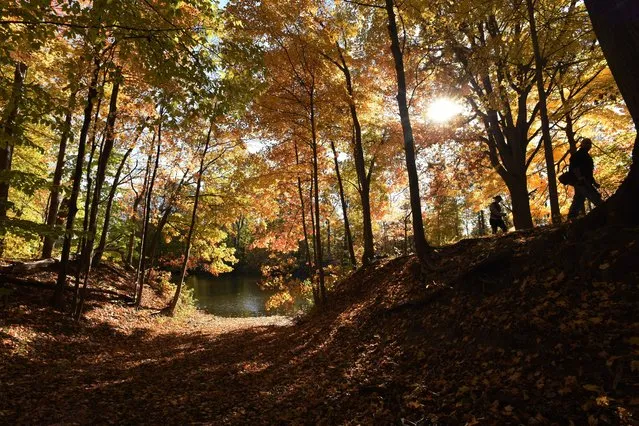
[567,138,603,219]
[489,195,508,234]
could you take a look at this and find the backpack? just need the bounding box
[558,170,576,186]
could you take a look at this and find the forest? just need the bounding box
[1,0,638,424]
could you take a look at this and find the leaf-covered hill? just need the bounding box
[1,225,638,424]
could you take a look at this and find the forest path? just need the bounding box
[0,264,299,424]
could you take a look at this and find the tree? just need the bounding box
[0,62,28,255]
[582,0,639,225]
[526,0,561,224]
[383,0,432,262]
[168,122,213,316]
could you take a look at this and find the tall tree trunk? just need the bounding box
[326,219,331,261]
[583,0,639,225]
[92,147,132,267]
[384,0,431,262]
[504,172,534,230]
[309,90,326,303]
[294,141,313,276]
[0,62,28,255]
[329,139,356,267]
[168,122,212,316]
[52,59,101,310]
[133,151,152,290]
[77,69,107,258]
[308,177,319,303]
[72,69,107,310]
[43,87,78,258]
[93,119,145,267]
[135,119,162,307]
[145,170,188,279]
[75,72,121,319]
[527,0,561,225]
[334,46,375,264]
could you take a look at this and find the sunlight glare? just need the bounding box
[427,98,463,123]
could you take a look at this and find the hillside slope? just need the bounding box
[1,225,638,424]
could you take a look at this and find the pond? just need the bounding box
[186,273,280,317]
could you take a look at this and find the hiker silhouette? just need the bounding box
[489,195,508,234]
[567,138,602,219]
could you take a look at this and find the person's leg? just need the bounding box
[490,219,498,234]
[583,183,603,207]
[498,219,508,233]
[568,185,586,219]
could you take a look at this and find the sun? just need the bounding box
[426,98,464,123]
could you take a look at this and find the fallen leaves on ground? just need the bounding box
[0,225,638,424]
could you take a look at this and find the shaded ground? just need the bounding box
[1,225,638,425]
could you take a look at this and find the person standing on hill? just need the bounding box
[489,195,508,234]
[567,138,603,219]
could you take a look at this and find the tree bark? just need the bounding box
[43,87,78,258]
[308,177,319,303]
[329,138,356,267]
[309,88,326,303]
[145,170,189,278]
[52,59,101,310]
[582,0,639,226]
[92,147,132,267]
[526,0,561,225]
[133,152,152,290]
[168,122,212,316]
[75,71,121,319]
[384,0,431,262]
[503,171,534,230]
[294,141,313,276]
[334,46,375,264]
[135,118,162,307]
[0,62,28,255]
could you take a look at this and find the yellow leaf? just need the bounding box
[595,395,609,407]
[406,400,422,409]
[583,384,602,392]
[599,263,610,270]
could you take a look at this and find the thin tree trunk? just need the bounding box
[77,70,107,257]
[136,118,162,307]
[52,59,101,310]
[93,119,145,267]
[309,90,326,303]
[168,122,212,316]
[294,141,313,276]
[334,46,375,264]
[526,0,561,225]
[384,0,431,262]
[43,87,78,258]
[559,89,578,155]
[308,177,319,303]
[326,219,331,261]
[92,147,132,267]
[329,139,356,267]
[133,151,152,294]
[0,62,28,256]
[145,170,188,279]
[72,73,107,310]
[75,72,121,319]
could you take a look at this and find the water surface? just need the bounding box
[186,273,276,317]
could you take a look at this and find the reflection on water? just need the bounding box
[186,273,276,317]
